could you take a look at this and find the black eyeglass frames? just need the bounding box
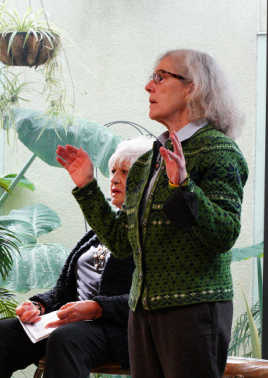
[150,70,187,84]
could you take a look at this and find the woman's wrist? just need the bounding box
[31,301,45,315]
[169,172,188,188]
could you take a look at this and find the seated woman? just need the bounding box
[0,136,152,378]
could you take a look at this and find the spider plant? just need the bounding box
[0,67,31,140]
[0,2,76,140]
[0,2,60,67]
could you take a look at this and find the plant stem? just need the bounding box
[0,153,36,206]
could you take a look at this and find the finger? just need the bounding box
[170,132,183,157]
[60,303,75,310]
[56,156,70,170]
[32,317,42,324]
[160,147,172,164]
[57,307,71,320]
[20,309,40,323]
[56,148,77,164]
[64,145,79,154]
[45,319,66,328]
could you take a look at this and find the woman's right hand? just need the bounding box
[56,145,94,188]
[15,300,42,324]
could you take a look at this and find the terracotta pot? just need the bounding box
[0,31,60,68]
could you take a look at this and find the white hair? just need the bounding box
[158,49,245,139]
[108,135,153,174]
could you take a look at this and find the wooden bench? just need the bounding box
[35,356,268,377]
[33,359,131,377]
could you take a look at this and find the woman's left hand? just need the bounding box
[45,301,103,328]
[160,131,187,185]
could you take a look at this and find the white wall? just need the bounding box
[2,0,260,333]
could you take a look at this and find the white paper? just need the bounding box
[18,311,59,343]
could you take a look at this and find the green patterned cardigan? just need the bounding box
[72,125,248,311]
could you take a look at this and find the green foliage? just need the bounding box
[1,174,35,191]
[0,179,20,318]
[240,283,261,358]
[0,68,31,139]
[0,204,70,292]
[229,242,263,358]
[0,225,20,279]
[231,242,263,262]
[229,301,261,358]
[5,108,123,177]
[0,2,60,50]
[0,288,17,318]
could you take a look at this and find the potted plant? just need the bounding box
[0,2,75,138]
[0,3,60,68]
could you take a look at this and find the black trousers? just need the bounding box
[128,301,233,378]
[0,318,115,378]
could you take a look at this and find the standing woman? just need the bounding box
[56,49,248,378]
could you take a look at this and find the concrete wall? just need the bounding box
[1,0,263,339]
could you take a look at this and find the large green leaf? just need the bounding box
[231,242,263,262]
[0,174,35,191]
[0,204,61,244]
[0,244,69,292]
[4,108,123,177]
[0,204,70,292]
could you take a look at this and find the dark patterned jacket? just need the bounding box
[72,125,248,312]
[30,229,135,368]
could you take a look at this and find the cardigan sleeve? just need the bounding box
[163,142,248,253]
[72,179,133,259]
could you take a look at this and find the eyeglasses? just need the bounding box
[150,70,187,84]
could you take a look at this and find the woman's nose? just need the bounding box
[145,80,154,93]
[111,173,121,184]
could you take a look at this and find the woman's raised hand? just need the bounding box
[160,131,187,186]
[15,300,42,324]
[56,145,94,188]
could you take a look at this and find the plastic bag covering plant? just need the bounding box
[4,108,123,177]
[0,204,70,292]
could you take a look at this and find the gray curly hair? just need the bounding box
[108,135,153,174]
[157,49,244,139]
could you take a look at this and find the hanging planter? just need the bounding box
[0,31,60,68]
[0,4,61,68]
[0,2,76,139]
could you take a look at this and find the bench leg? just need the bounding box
[33,358,45,378]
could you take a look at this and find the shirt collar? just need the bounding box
[158,120,208,146]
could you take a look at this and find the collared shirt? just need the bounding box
[140,121,208,221]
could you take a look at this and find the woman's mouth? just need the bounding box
[111,188,121,195]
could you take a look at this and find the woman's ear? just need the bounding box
[187,82,195,94]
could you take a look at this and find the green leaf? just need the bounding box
[1,174,35,191]
[0,204,70,292]
[228,301,261,357]
[0,225,20,280]
[0,243,69,292]
[239,283,261,359]
[0,204,61,244]
[4,108,123,177]
[0,177,11,193]
[231,242,263,262]
[0,288,17,319]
